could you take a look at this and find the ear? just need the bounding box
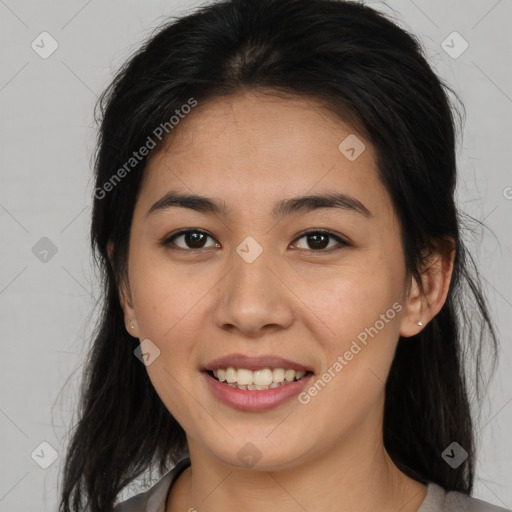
[399,239,455,337]
[107,240,140,338]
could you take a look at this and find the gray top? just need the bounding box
[114,458,510,512]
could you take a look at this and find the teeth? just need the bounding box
[253,369,273,386]
[272,368,285,383]
[225,367,237,383]
[236,368,253,386]
[284,369,296,382]
[209,367,309,388]
[228,381,289,391]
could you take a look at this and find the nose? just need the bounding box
[212,246,295,338]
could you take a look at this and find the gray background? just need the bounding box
[0,0,511,510]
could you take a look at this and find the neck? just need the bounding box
[167,411,427,512]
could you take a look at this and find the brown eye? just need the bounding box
[292,230,348,252]
[163,229,220,250]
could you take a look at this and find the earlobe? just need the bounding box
[399,242,455,338]
[399,274,424,338]
[107,240,140,337]
[120,286,140,338]
[128,318,138,335]
[119,282,139,337]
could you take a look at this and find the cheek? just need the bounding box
[128,244,210,340]
[304,249,406,376]
[310,255,404,330]
[127,255,208,421]
[296,276,403,430]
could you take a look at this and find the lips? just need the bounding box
[200,353,315,410]
[202,353,313,373]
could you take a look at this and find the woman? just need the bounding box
[58,0,509,511]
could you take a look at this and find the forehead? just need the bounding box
[138,90,391,220]
[154,90,367,164]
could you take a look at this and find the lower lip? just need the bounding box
[202,371,314,411]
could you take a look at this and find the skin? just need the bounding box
[115,90,454,512]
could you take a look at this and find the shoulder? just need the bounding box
[418,482,511,512]
[113,458,191,512]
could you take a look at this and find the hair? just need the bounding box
[58,0,498,510]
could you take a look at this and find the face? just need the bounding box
[120,90,420,470]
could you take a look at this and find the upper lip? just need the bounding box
[202,353,313,372]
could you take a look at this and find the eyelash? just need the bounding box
[159,228,350,254]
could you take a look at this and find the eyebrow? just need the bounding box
[146,190,371,219]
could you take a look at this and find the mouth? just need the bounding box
[205,367,313,391]
[201,354,315,410]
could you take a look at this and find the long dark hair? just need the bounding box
[58,0,498,510]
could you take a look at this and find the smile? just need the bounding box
[208,367,309,390]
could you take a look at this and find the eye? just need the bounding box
[160,228,349,253]
[161,229,220,251]
[291,229,348,252]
